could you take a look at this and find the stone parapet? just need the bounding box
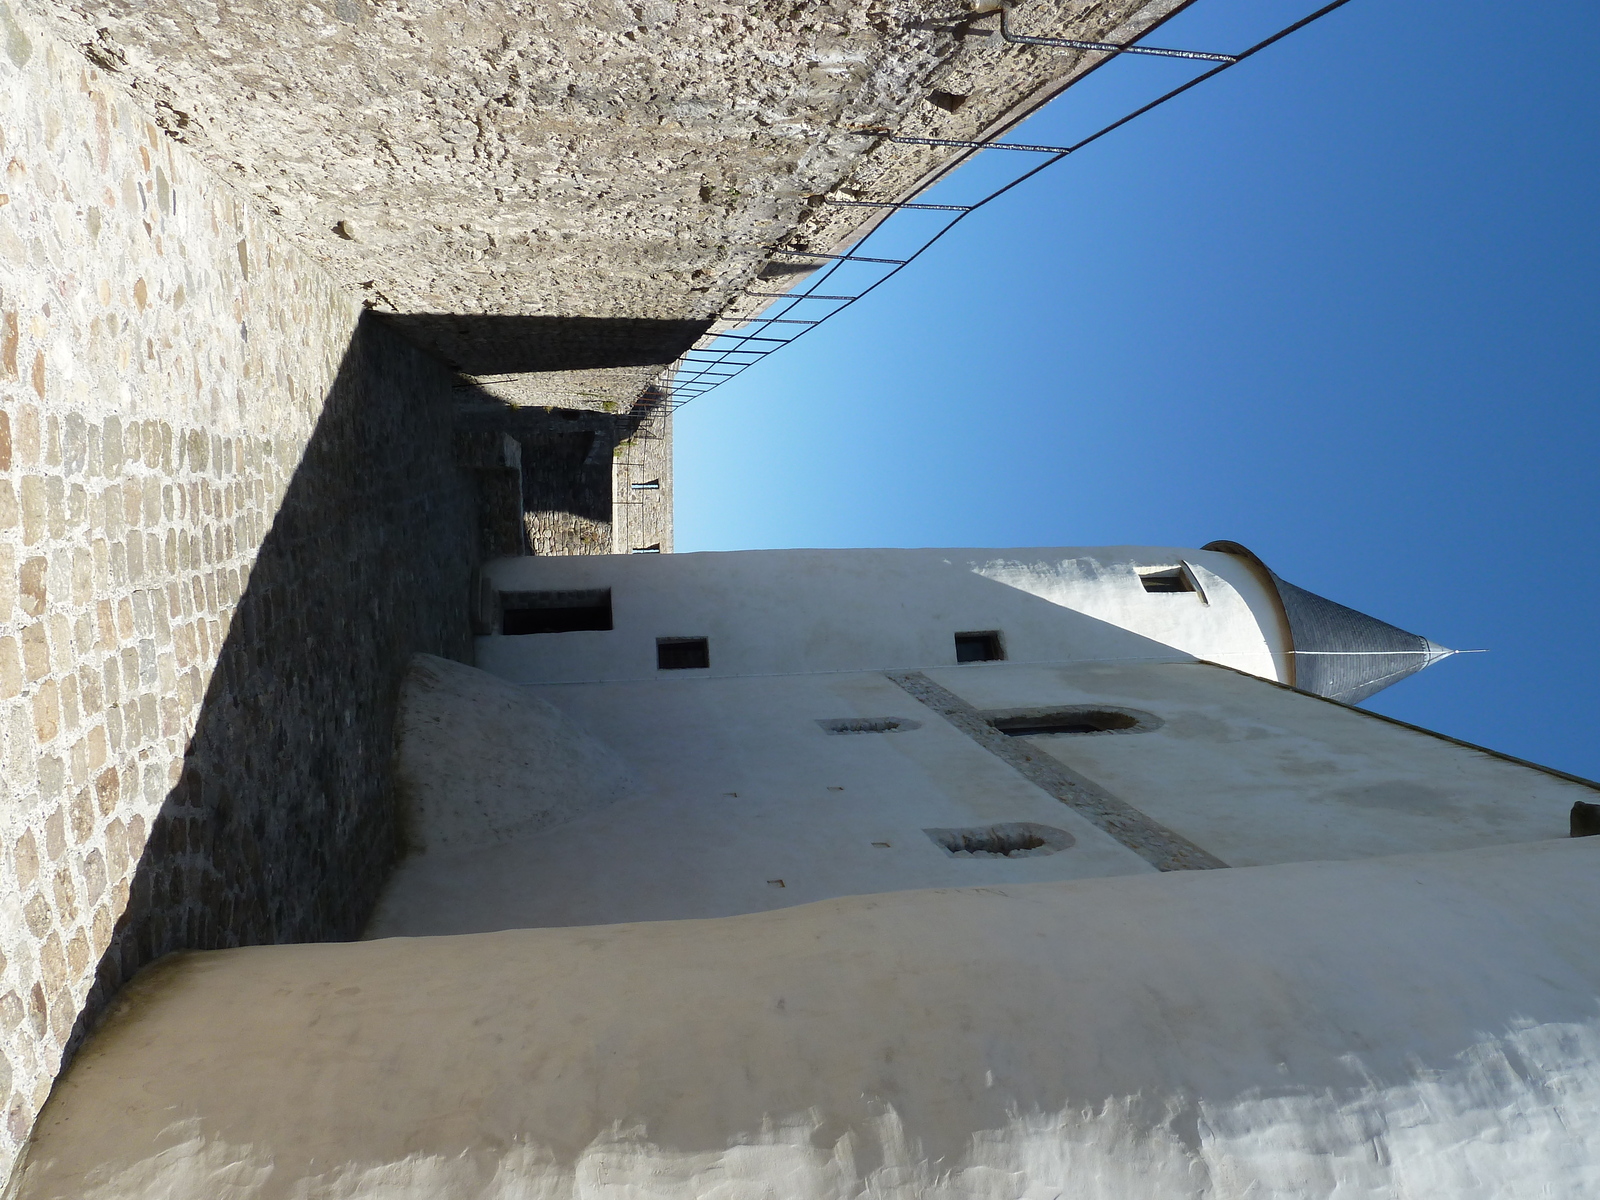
[21,0,1189,401]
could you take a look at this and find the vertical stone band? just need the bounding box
[885,671,1227,872]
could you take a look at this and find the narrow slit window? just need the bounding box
[501,589,612,635]
[991,709,1142,736]
[954,631,1004,663]
[630,480,661,491]
[631,544,662,554]
[1139,568,1194,594]
[657,637,709,670]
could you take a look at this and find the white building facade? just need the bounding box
[16,545,1600,1199]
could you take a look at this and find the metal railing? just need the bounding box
[635,0,1355,427]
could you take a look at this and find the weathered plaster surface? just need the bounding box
[475,545,1295,683]
[366,663,1155,936]
[21,0,1189,399]
[369,657,1586,935]
[17,839,1600,1197]
[393,653,636,854]
[0,2,474,1176]
[374,547,1585,935]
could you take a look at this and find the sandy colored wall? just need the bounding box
[0,2,474,1174]
[15,839,1600,1198]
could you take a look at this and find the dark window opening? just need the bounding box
[630,480,661,491]
[954,631,1004,663]
[657,637,709,670]
[500,589,612,635]
[991,709,1140,736]
[924,822,1075,858]
[1139,568,1194,593]
[632,544,662,554]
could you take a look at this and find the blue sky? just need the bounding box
[676,0,1600,779]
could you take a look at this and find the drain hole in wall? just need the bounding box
[817,717,922,734]
[990,709,1146,736]
[924,823,1075,858]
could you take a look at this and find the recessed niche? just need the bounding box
[657,636,710,670]
[1139,567,1194,593]
[954,631,1004,663]
[988,706,1159,736]
[816,717,922,734]
[924,823,1075,858]
[500,589,612,635]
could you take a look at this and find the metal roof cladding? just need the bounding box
[1205,541,1453,705]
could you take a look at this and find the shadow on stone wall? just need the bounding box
[454,403,629,557]
[380,313,712,374]
[63,313,479,1059]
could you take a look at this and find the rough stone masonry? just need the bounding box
[0,0,1189,1184]
[0,3,481,1176]
[24,0,1190,405]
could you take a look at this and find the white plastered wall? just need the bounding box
[15,839,1600,1200]
[477,546,1291,685]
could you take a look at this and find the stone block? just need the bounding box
[20,624,50,683]
[17,555,45,617]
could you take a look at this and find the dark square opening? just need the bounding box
[501,589,612,635]
[991,709,1139,736]
[657,637,710,670]
[954,631,1004,663]
[1139,568,1193,594]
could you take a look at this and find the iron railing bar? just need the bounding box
[823,199,974,211]
[1000,3,1237,62]
[766,250,909,264]
[889,134,1077,153]
[710,317,820,326]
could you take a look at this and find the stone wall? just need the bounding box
[22,0,1189,403]
[0,3,475,1178]
[451,395,672,559]
[613,406,673,555]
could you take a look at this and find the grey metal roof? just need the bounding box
[1204,542,1453,705]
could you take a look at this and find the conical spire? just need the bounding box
[1204,542,1453,704]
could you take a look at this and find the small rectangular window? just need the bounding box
[630,480,661,491]
[1139,568,1194,594]
[657,637,709,670]
[631,544,662,554]
[501,589,612,635]
[954,631,1004,663]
